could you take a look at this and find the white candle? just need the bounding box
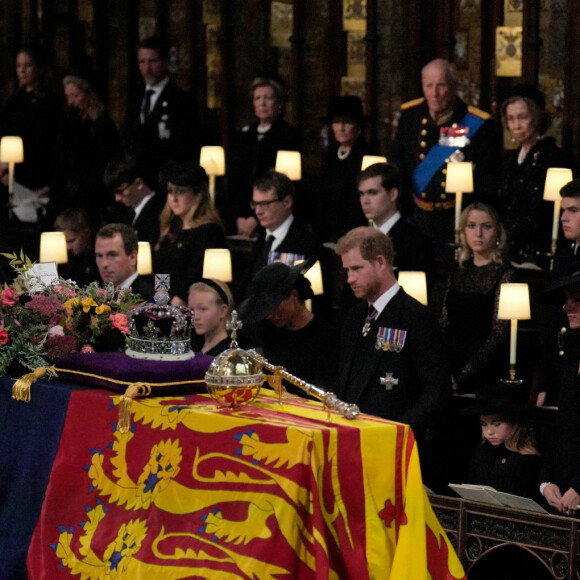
[510,319,518,366]
[552,199,561,242]
[454,191,463,233]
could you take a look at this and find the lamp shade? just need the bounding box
[199,146,226,176]
[543,167,573,201]
[137,241,153,275]
[498,283,531,320]
[0,136,24,163]
[445,161,473,193]
[361,155,387,171]
[398,271,428,306]
[304,260,324,295]
[275,150,302,181]
[39,231,68,264]
[202,248,232,282]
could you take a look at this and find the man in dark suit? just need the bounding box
[95,223,154,302]
[335,227,451,442]
[245,170,321,283]
[104,153,164,247]
[123,37,200,189]
[357,162,435,287]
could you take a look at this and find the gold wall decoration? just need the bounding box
[203,0,221,25]
[343,0,366,33]
[346,32,366,78]
[206,23,222,109]
[138,17,157,41]
[341,76,365,101]
[504,0,523,27]
[271,1,293,48]
[496,26,522,77]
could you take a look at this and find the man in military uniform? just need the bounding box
[393,59,500,255]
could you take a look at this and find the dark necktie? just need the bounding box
[251,234,276,278]
[142,89,154,122]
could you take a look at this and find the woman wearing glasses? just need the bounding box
[154,161,227,305]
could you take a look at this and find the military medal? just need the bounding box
[380,372,399,390]
[362,305,378,336]
[362,320,371,337]
[375,327,407,352]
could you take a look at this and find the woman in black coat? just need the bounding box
[499,85,572,267]
[228,76,300,237]
[0,44,62,197]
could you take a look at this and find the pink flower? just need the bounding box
[1,288,20,306]
[0,327,9,345]
[110,313,129,334]
[98,289,107,298]
[81,344,95,353]
[48,325,65,337]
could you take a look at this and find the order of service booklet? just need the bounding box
[448,483,548,514]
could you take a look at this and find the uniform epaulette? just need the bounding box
[401,97,425,111]
[467,105,491,120]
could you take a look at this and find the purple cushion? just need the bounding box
[53,352,212,395]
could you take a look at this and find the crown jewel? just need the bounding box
[125,274,194,360]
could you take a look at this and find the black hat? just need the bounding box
[505,84,546,110]
[322,96,369,124]
[540,268,580,303]
[237,257,316,324]
[460,382,531,417]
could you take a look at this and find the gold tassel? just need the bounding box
[12,366,56,402]
[118,382,151,433]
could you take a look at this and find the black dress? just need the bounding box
[317,135,369,243]
[153,222,227,303]
[255,315,339,392]
[500,136,571,267]
[0,87,62,191]
[440,259,515,393]
[469,441,542,501]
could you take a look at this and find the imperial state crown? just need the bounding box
[126,274,194,360]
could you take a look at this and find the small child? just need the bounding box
[464,383,542,501]
[188,279,233,356]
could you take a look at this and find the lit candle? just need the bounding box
[509,319,518,366]
[551,199,561,246]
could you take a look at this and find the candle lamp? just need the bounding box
[202,248,233,282]
[137,241,153,275]
[293,258,323,311]
[304,260,323,311]
[39,231,68,264]
[275,151,302,181]
[445,161,473,260]
[497,283,531,382]
[361,155,387,171]
[0,136,24,220]
[199,146,226,203]
[397,271,428,306]
[543,167,573,270]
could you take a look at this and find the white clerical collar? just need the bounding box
[370,282,400,317]
[375,211,401,235]
[120,271,139,289]
[266,214,294,252]
[133,191,156,223]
